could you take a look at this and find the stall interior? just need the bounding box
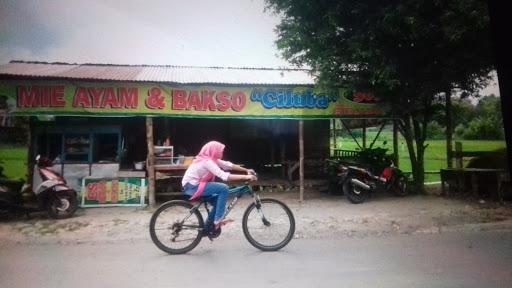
[33,117,147,191]
[32,116,329,194]
[152,118,330,178]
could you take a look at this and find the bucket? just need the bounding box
[134,161,145,170]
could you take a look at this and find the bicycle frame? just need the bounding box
[187,184,268,230]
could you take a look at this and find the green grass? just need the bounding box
[0,145,28,181]
[334,131,507,183]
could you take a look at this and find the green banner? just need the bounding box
[0,80,387,119]
[80,177,146,207]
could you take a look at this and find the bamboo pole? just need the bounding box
[299,120,304,202]
[146,117,156,207]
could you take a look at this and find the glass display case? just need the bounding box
[35,126,121,164]
[64,133,91,162]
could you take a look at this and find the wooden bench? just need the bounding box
[283,159,327,182]
[440,168,509,201]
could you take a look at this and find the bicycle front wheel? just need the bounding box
[242,198,295,251]
[149,200,204,254]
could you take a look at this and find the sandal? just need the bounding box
[214,218,234,230]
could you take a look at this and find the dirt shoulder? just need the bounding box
[2,188,512,245]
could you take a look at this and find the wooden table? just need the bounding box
[154,165,189,196]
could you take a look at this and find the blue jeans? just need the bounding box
[183,182,229,226]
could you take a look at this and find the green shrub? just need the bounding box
[460,117,505,140]
[426,121,445,140]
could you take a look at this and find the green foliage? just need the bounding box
[426,121,446,139]
[452,97,478,127]
[266,0,496,189]
[0,146,27,181]
[266,0,494,110]
[459,118,505,140]
[453,95,504,140]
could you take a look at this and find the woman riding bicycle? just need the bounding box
[182,140,257,231]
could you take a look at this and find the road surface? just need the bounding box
[1,231,512,288]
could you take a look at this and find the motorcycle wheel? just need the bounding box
[47,191,78,219]
[392,175,409,197]
[344,178,369,204]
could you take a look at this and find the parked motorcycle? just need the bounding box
[326,149,409,204]
[342,158,409,204]
[0,155,78,219]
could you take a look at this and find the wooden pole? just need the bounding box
[331,119,337,153]
[146,117,156,207]
[445,89,453,168]
[455,141,463,169]
[299,120,304,202]
[27,117,34,188]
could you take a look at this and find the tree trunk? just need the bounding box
[399,115,426,193]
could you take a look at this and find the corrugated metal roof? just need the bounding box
[0,61,316,85]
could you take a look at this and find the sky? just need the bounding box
[0,0,500,96]
[0,0,290,67]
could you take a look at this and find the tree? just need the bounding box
[265,0,495,191]
[451,97,477,128]
[455,95,505,139]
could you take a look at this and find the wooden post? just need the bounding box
[362,119,367,149]
[146,117,156,207]
[393,120,399,167]
[455,141,463,169]
[331,119,337,153]
[446,89,453,168]
[26,117,34,187]
[299,120,304,202]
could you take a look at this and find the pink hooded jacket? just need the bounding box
[188,141,226,200]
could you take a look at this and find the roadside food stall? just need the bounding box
[0,61,388,206]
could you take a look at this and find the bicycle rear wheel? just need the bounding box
[149,200,204,254]
[242,198,295,251]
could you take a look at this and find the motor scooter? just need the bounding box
[0,155,78,219]
[341,159,409,204]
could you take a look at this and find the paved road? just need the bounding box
[1,231,512,288]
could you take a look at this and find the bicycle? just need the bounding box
[149,181,295,254]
